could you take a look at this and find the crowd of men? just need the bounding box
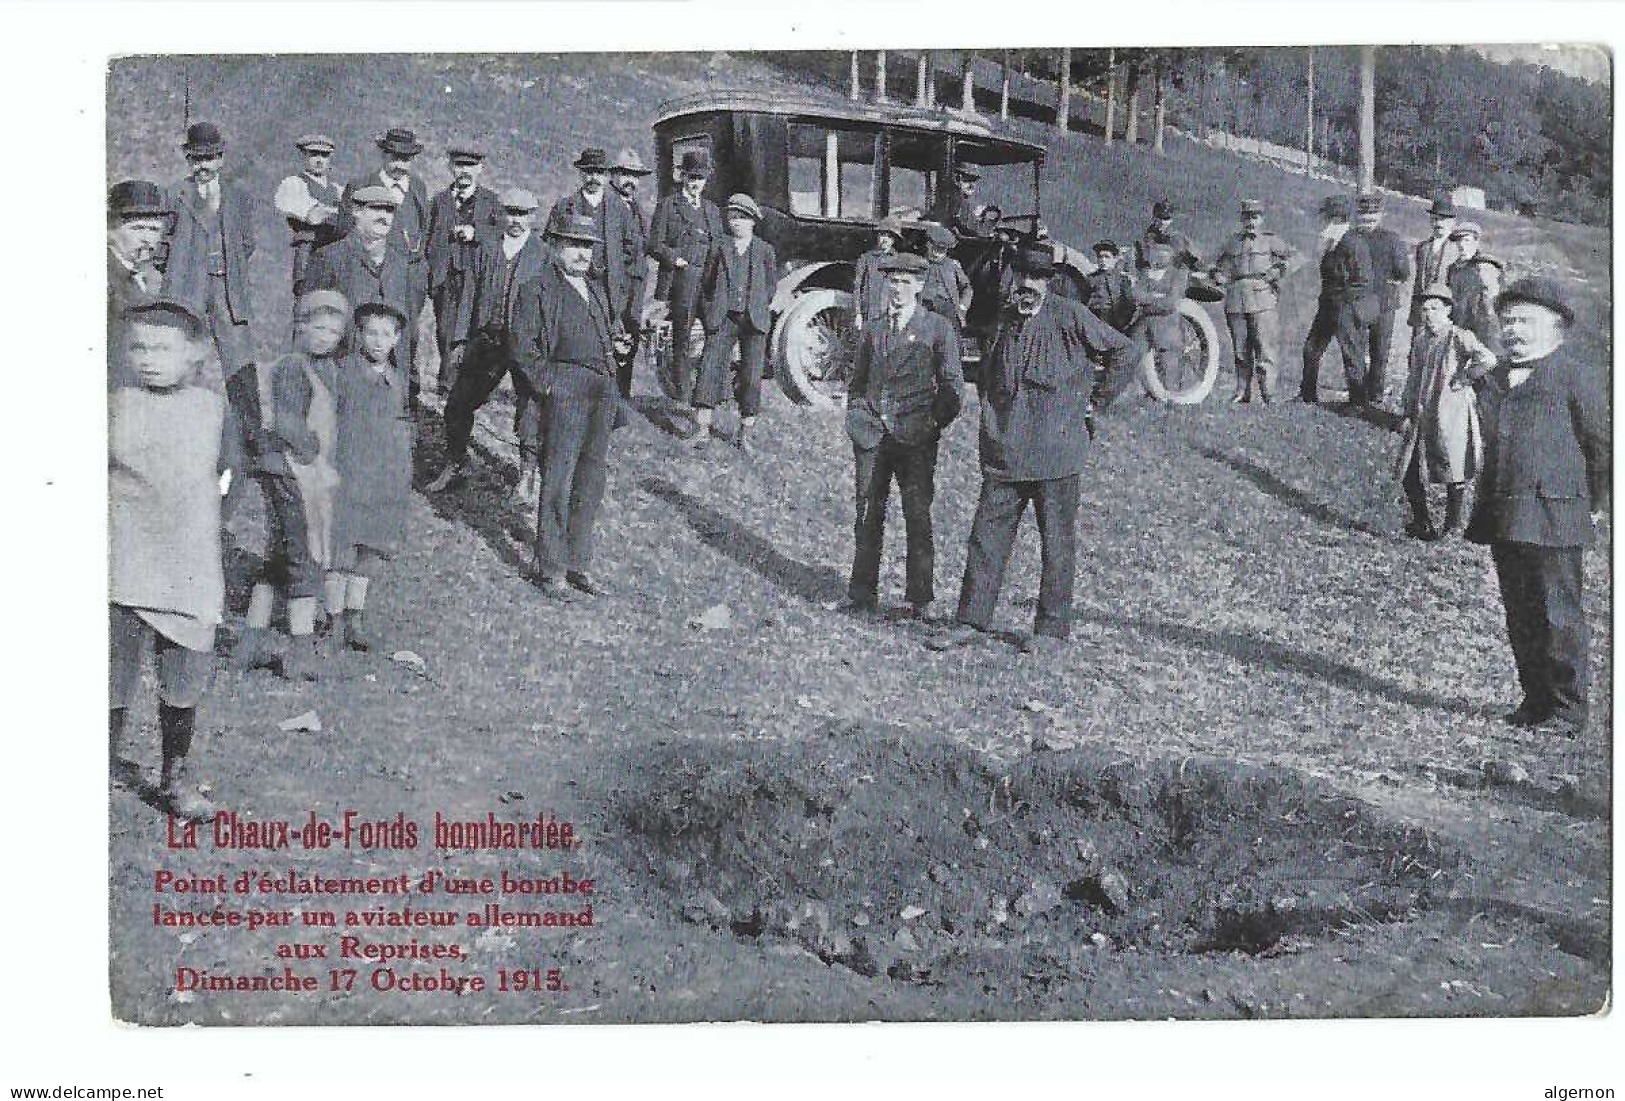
[107,118,1608,820]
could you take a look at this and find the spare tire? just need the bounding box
[772,288,855,409]
[1139,300,1221,405]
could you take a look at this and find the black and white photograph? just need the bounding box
[6,2,1623,1095]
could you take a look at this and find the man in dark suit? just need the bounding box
[302,185,428,404]
[424,142,503,392]
[929,249,1133,656]
[609,148,653,398]
[425,188,551,497]
[339,127,431,260]
[1082,240,1135,334]
[550,148,642,396]
[107,181,170,388]
[1301,194,1376,404]
[941,165,986,239]
[647,150,726,409]
[509,212,631,603]
[1410,195,1462,328]
[163,122,256,395]
[1351,192,1412,407]
[691,193,777,453]
[844,252,964,621]
[1466,277,1609,738]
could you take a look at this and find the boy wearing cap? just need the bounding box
[844,251,963,620]
[275,134,344,293]
[1467,277,1609,737]
[1446,223,1503,352]
[327,301,412,651]
[510,211,628,602]
[1351,193,1413,407]
[648,151,727,408]
[428,187,551,497]
[852,217,905,335]
[1301,193,1375,404]
[340,127,430,258]
[1393,284,1494,540]
[233,290,347,680]
[1082,241,1135,334]
[1410,195,1462,327]
[920,224,972,334]
[1211,199,1295,404]
[692,193,777,452]
[551,147,643,395]
[425,144,502,392]
[110,299,235,820]
[609,149,654,398]
[1129,238,1190,397]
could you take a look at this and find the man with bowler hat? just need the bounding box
[648,150,727,413]
[844,250,963,621]
[107,180,171,387]
[274,134,344,293]
[1466,276,1609,738]
[928,248,1133,656]
[341,127,431,260]
[1350,192,1412,407]
[551,147,641,395]
[1301,193,1374,404]
[509,211,631,603]
[1211,198,1296,404]
[424,141,503,391]
[425,187,551,498]
[1411,194,1462,327]
[609,148,654,398]
[163,122,255,399]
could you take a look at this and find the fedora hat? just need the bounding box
[573,147,611,171]
[375,127,425,157]
[611,148,651,175]
[109,179,169,220]
[182,122,224,157]
[1429,195,1458,218]
[679,150,713,178]
[546,210,602,245]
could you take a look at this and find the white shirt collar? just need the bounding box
[581,189,603,209]
[380,169,408,193]
[502,231,531,258]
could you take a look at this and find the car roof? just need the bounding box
[655,89,1047,162]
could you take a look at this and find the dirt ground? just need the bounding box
[109,375,1611,1025]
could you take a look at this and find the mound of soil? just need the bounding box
[612,721,1464,998]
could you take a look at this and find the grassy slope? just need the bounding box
[107,53,1610,1024]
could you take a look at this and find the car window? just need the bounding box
[788,123,877,220]
[954,142,1040,224]
[887,131,942,220]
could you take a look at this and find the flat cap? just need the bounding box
[1356,192,1384,213]
[447,142,486,162]
[297,289,350,319]
[354,300,408,328]
[1092,239,1120,255]
[109,179,168,219]
[546,210,602,244]
[1240,198,1264,216]
[876,215,907,238]
[1448,220,1482,240]
[350,185,400,208]
[1012,248,1055,278]
[925,223,957,248]
[1416,282,1453,306]
[878,252,928,275]
[295,133,336,153]
[1495,275,1574,325]
[499,187,539,212]
[724,193,762,221]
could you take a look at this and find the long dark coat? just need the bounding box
[163,177,257,324]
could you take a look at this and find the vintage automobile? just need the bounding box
[646,89,1221,408]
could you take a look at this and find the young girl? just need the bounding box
[234,289,344,679]
[326,301,411,651]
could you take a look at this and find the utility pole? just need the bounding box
[1000,50,1011,120]
[1359,45,1376,192]
[849,51,860,100]
[1056,47,1071,131]
[916,52,929,106]
[961,53,976,113]
[1304,46,1315,175]
[1104,47,1116,144]
[876,51,889,103]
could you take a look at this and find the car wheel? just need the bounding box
[652,317,708,403]
[1139,300,1220,405]
[773,288,856,409]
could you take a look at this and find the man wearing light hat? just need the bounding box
[1410,194,1462,328]
[424,142,502,391]
[551,147,642,396]
[107,180,171,387]
[340,127,430,259]
[929,248,1133,656]
[1211,198,1295,404]
[853,216,907,334]
[609,148,654,398]
[1465,276,1609,738]
[426,187,551,496]
[274,134,344,293]
[691,193,777,452]
[844,249,963,621]
[648,150,727,409]
[1350,192,1412,407]
[509,211,629,602]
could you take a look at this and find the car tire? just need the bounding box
[772,288,856,409]
[1139,300,1221,405]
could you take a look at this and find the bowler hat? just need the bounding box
[546,210,602,245]
[376,127,425,157]
[724,193,762,221]
[925,223,957,249]
[297,289,350,320]
[1448,221,1482,241]
[354,300,408,329]
[612,148,651,175]
[295,133,336,154]
[878,252,928,276]
[109,179,168,219]
[350,184,400,209]
[1416,282,1453,306]
[447,142,485,163]
[1356,192,1383,214]
[1012,248,1055,279]
[953,165,982,182]
[1240,198,1264,216]
[680,150,712,178]
[499,187,539,213]
[876,216,906,238]
[182,122,224,157]
[1319,194,1352,220]
[1429,195,1458,218]
[1495,275,1574,326]
[1152,199,1174,219]
[573,147,610,171]
[1093,239,1120,255]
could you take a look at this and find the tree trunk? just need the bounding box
[1056,46,1071,131]
[916,52,929,106]
[849,51,860,100]
[961,53,976,113]
[1152,59,1166,154]
[1304,46,1315,174]
[1359,45,1375,192]
[924,51,936,107]
[1125,63,1142,145]
[1000,51,1011,120]
[876,50,888,103]
[1104,48,1116,144]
